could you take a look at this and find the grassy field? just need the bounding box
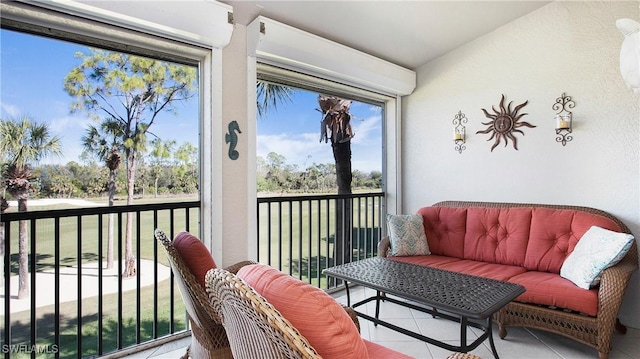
[2,196,196,358]
[2,194,383,358]
[257,196,382,287]
[6,277,185,358]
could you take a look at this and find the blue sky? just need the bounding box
[1,29,382,173]
[257,89,382,173]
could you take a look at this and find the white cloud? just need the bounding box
[351,115,381,145]
[257,132,335,169]
[39,115,92,165]
[0,102,21,118]
[257,127,382,173]
[48,115,91,134]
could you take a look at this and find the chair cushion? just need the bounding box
[173,231,216,289]
[363,339,414,359]
[237,264,368,359]
[387,214,430,256]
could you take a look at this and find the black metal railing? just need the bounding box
[257,192,385,290]
[0,192,385,357]
[0,201,199,358]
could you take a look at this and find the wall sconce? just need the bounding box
[553,93,575,146]
[452,110,467,154]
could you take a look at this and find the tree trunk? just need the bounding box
[106,169,116,269]
[123,151,137,278]
[17,198,28,299]
[332,141,353,269]
[154,177,158,198]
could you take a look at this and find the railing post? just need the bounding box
[256,192,384,291]
[0,201,200,358]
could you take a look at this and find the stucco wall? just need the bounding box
[403,1,640,327]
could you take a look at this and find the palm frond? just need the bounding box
[256,81,293,118]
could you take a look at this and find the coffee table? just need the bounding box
[323,257,525,359]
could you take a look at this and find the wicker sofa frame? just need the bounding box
[379,201,638,359]
[155,229,254,359]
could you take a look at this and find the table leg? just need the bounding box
[460,317,468,352]
[345,282,351,307]
[487,318,500,359]
[374,290,381,327]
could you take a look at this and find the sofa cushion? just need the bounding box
[560,226,634,289]
[387,214,430,256]
[388,254,461,268]
[434,259,528,282]
[524,208,623,273]
[417,207,467,258]
[508,271,598,316]
[463,207,532,267]
[173,231,216,289]
[237,264,368,359]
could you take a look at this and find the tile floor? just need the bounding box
[124,286,640,359]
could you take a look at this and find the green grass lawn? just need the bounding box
[2,196,195,358]
[257,196,382,287]
[2,193,382,357]
[4,277,186,358]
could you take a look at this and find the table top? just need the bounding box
[323,257,525,319]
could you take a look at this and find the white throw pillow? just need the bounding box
[560,226,635,289]
[386,214,430,256]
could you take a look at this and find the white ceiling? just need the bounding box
[221,0,551,70]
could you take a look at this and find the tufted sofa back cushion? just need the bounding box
[417,207,467,258]
[419,205,626,275]
[463,207,532,266]
[523,208,623,273]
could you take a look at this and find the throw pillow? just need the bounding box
[387,213,430,256]
[173,231,216,289]
[237,264,368,359]
[560,226,635,289]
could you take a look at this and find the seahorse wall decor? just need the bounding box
[225,120,242,160]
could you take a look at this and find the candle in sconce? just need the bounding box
[556,115,570,130]
[453,129,463,141]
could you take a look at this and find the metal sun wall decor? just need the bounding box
[476,94,536,151]
[452,110,467,154]
[553,92,575,146]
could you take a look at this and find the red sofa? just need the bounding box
[378,201,638,359]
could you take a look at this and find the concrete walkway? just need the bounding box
[0,259,170,313]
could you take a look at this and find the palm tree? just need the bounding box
[0,116,61,299]
[318,95,355,268]
[318,95,354,270]
[81,119,122,269]
[318,95,354,194]
[257,81,293,118]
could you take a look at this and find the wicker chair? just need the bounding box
[155,229,254,359]
[205,267,429,359]
[205,267,322,359]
